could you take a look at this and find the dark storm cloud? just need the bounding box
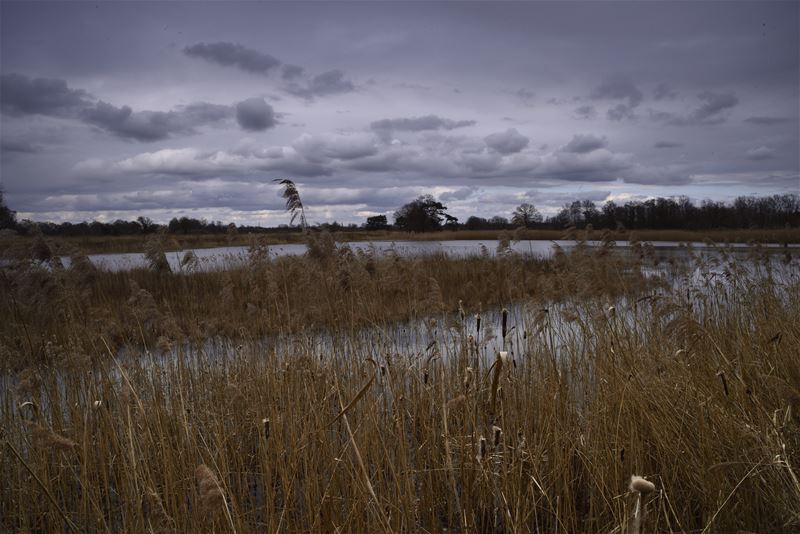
[235,98,276,131]
[285,70,356,99]
[484,128,529,154]
[81,101,232,141]
[0,73,92,117]
[561,134,607,154]
[281,64,304,80]
[654,141,682,149]
[590,75,644,121]
[1,139,42,154]
[183,42,281,75]
[0,73,268,141]
[744,146,776,160]
[607,104,636,122]
[744,116,794,125]
[573,105,598,120]
[652,82,677,101]
[666,91,740,126]
[591,75,643,107]
[687,91,739,123]
[183,41,355,100]
[370,115,476,134]
[291,133,379,162]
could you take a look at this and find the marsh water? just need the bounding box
[62,238,798,272]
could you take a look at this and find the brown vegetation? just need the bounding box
[2,226,799,255]
[1,235,799,532]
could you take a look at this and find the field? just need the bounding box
[2,234,799,532]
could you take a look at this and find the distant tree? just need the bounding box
[465,216,489,230]
[0,190,17,230]
[364,214,389,230]
[511,203,543,228]
[137,216,156,234]
[489,216,509,228]
[394,195,452,232]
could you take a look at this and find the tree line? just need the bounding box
[0,190,798,236]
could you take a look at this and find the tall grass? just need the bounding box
[1,237,799,532]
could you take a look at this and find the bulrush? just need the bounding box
[628,475,656,534]
[629,475,655,494]
[195,464,226,512]
[463,367,473,391]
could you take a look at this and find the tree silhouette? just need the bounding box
[511,203,542,227]
[394,195,452,232]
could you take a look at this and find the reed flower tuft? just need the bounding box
[195,464,226,511]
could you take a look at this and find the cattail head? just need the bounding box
[478,436,487,460]
[262,418,271,441]
[492,425,502,447]
[463,367,473,390]
[92,400,103,410]
[629,475,655,494]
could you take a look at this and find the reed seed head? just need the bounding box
[629,475,655,494]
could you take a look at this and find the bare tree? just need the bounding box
[511,203,542,228]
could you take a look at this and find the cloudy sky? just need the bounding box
[1,1,798,226]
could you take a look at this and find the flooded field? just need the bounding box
[3,238,799,532]
[59,238,800,272]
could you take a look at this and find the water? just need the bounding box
[61,239,799,272]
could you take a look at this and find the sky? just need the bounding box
[1,1,798,226]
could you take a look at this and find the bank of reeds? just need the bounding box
[1,237,799,532]
[2,226,799,255]
[0,234,656,367]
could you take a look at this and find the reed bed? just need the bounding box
[1,237,799,532]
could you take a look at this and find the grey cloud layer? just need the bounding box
[0,73,273,141]
[1,1,797,223]
[184,42,281,75]
[81,101,233,141]
[0,73,92,117]
[370,115,476,133]
[183,41,356,100]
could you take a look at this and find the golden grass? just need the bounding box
[1,238,799,532]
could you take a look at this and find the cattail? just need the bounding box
[477,436,487,461]
[262,418,271,441]
[629,475,655,494]
[608,305,616,317]
[463,367,473,391]
[490,351,507,414]
[716,370,729,397]
[195,464,225,511]
[475,314,481,335]
[92,400,103,410]
[501,308,508,341]
[492,425,502,447]
[628,475,656,534]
